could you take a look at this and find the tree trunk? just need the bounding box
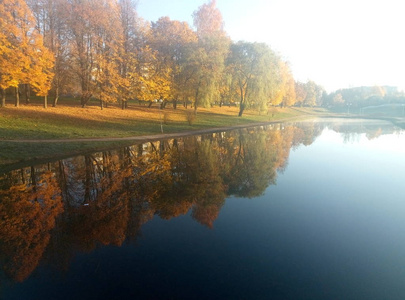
[238,87,246,116]
[53,87,59,107]
[44,95,48,108]
[194,87,199,113]
[100,99,104,110]
[148,101,153,108]
[15,86,20,107]
[238,102,245,117]
[1,88,5,107]
[81,92,91,108]
[25,84,30,104]
[160,100,168,109]
[173,99,177,109]
[53,95,59,107]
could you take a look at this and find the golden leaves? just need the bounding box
[0,0,55,95]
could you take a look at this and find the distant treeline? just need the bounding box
[323,86,405,108]
[0,0,328,115]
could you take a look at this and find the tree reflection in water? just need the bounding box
[0,120,397,283]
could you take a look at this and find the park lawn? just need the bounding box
[0,103,312,140]
[0,103,317,168]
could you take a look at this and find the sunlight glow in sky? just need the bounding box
[138,0,405,92]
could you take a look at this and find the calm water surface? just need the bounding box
[0,119,404,300]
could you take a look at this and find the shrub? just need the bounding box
[186,110,196,125]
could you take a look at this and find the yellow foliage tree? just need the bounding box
[149,17,197,108]
[271,60,296,107]
[0,0,34,107]
[28,36,55,108]
[130,44,171,107]
[0,0,54,108]
[93,0,128,109]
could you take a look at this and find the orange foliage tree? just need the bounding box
[0,0,54,108]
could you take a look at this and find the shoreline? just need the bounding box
[1,115,403,173]
[0,115,311,144]
[2,114,403,144]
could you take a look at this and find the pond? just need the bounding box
[0,119,404,300]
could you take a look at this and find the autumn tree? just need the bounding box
[65,0,96,106]
[118,0,140,109]
[0,0,31,107]
[273,61,296,107]
[271,60,288,107]
[284,74,296,107]
[27,0,71,107]
[303,80,324,107]
[0,2,16,107]
[65,0,126,108]
[0,0,53,107]
[27,35,55,108]
[148,17,197,108]
[92,0,128,109]
[189,0,229,111]
[121,15,152,106]
[123,18,175,107]
[132,43,171,106]
[294,81,307,106]
[228,42,278,116]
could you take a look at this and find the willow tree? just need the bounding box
[228,42,278,116]
[189,0,229,111]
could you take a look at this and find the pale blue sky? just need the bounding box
[138,0,405,92]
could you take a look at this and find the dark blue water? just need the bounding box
[1,119,404,299]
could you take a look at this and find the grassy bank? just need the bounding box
[0,103,319,169]
[0,104,314,140]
